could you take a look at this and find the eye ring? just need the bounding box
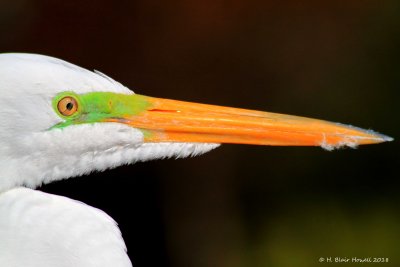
[57,96,78,116]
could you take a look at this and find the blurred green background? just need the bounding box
[1,1,398,266]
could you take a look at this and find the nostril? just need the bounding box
[148,109,181,113]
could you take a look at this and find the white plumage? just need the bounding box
[0,188,131,267]
[0,53,218,266]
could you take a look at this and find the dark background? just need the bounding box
[1,1,398,266]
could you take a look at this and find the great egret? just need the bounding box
[0,53,392,267]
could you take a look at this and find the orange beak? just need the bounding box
[107,95,392,149]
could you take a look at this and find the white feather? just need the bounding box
[0,187,132,267]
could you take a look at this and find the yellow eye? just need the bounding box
[57,96,78,116]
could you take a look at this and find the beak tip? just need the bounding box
[338,123,393,143]
[319,124,393,151]
[380,135,394,143]
[363,130,393,144]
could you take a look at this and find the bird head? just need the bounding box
[0,53,392,191]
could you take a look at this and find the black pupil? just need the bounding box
[66,102,74,110]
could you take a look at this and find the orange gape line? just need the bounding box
[107,96,387,146]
